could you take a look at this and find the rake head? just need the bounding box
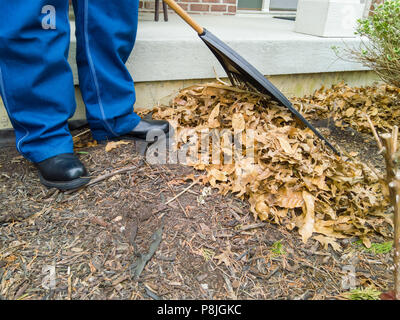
[199,29,340,156]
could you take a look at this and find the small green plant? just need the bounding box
[368,241,393,254]
[201,248,215,261]
[345,287,382,300]
[270,240,286,256]
[351,0,400,87]
[353,240,393,254]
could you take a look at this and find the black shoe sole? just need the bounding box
[38,172,91,191]
[96,131,170,145]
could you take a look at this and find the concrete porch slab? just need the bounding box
[69,14,368,84]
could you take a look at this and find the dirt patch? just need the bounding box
[311,118,385,171]
[0,123,394,300]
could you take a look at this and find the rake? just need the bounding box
[161,0,340,156]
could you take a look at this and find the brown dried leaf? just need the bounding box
[105,141,130,152]
[298,191,315,243]
[232,113,245,131]
[208,104,220,128]
[314,234,341,251]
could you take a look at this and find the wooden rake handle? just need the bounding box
[162,0,204,34]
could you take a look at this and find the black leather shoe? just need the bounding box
[117,119,170,142]
[35,153,90,190]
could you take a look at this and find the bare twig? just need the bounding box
[204,83,266,98]
[146,161,189,217]
[380,127,400,300]
[392,126,398,161]
[72,128,91,140]
[67,272,73,300]
[213,67,230,86]
[86,165,137,187]
[165,180,198,205]
[63,165,138,194]
[366,114,384,152]
[240,223,267,231]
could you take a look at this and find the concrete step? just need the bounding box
[69,14,367,84]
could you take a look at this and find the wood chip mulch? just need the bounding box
[0,126,394,300]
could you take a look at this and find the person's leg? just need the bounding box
[0,1,76,163]
[72,0,142,141]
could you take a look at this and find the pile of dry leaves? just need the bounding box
[146,83,393,250]
[294,82,400,134]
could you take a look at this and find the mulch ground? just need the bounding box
[0,123,394,300]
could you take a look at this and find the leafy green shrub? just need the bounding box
[353,0,400,87]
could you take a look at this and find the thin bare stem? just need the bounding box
[366,114,384,152]
[380,132,400,300]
